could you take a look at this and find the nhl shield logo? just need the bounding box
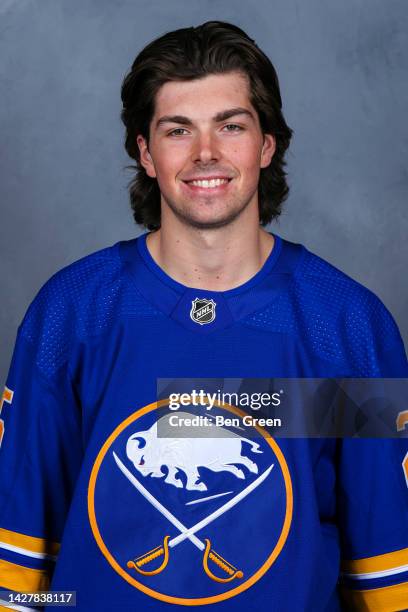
[190,298,216,325]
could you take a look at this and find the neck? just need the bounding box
[146,212,274,292]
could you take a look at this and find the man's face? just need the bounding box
[137,71,275,230]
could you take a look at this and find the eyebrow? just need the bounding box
[155,107,255,129]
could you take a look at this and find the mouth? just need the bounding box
[181,177,232,192]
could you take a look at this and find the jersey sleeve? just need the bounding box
[337,437,408,611]
[0,329,82,602]
[338,296,408,609]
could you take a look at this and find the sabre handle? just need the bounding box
[203,538,244,583]
[127,535,170,576]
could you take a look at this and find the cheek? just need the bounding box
[154,159,178,185]
[153,147,187,183]
[228,138,262,171]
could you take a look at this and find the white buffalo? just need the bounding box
[126,414,263,492]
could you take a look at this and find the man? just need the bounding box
[0,21,407,611]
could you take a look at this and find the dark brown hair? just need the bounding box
[121,21,293,230]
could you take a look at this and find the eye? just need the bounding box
[168,128,189,136]
[222,124,243,132]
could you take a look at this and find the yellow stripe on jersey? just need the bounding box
[341,581,408,611]
[0,558,50,592]
[0,528,60,558]
[341,547,408,575]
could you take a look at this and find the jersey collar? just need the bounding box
[120,232,301,334]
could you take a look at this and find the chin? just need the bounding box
[179,211,242,230]
[171,201,249,231]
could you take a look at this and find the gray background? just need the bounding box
[1,0,407,385]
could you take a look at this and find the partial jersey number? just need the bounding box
[0,387,14,447]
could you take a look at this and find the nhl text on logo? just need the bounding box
[190,298,216,325]
[88,399,293,605]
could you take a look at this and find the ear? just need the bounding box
[260,134,276,169]
[136,135,157,178]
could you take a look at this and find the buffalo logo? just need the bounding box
[88,400,293,605]
[190,298,216,325]
[126,417,262,492]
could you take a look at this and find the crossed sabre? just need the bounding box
[113,452,273,583]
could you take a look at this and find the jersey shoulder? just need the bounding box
[18,242,159,380]
[295,247,405,374]
[247,241,406,375]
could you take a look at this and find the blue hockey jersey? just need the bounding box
[0,233,407,611]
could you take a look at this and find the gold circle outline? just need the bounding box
[88,398,293,606]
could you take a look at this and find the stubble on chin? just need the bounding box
[162,195,253,231]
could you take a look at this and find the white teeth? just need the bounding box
[189,178,229,188]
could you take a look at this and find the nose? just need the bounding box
[191,130,220,165]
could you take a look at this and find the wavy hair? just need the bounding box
[121,21,293,230]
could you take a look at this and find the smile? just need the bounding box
[184,178,231,189]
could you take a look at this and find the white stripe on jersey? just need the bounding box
[342,563,408,580]
[0,540,57,562]
[0,598,37,612]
